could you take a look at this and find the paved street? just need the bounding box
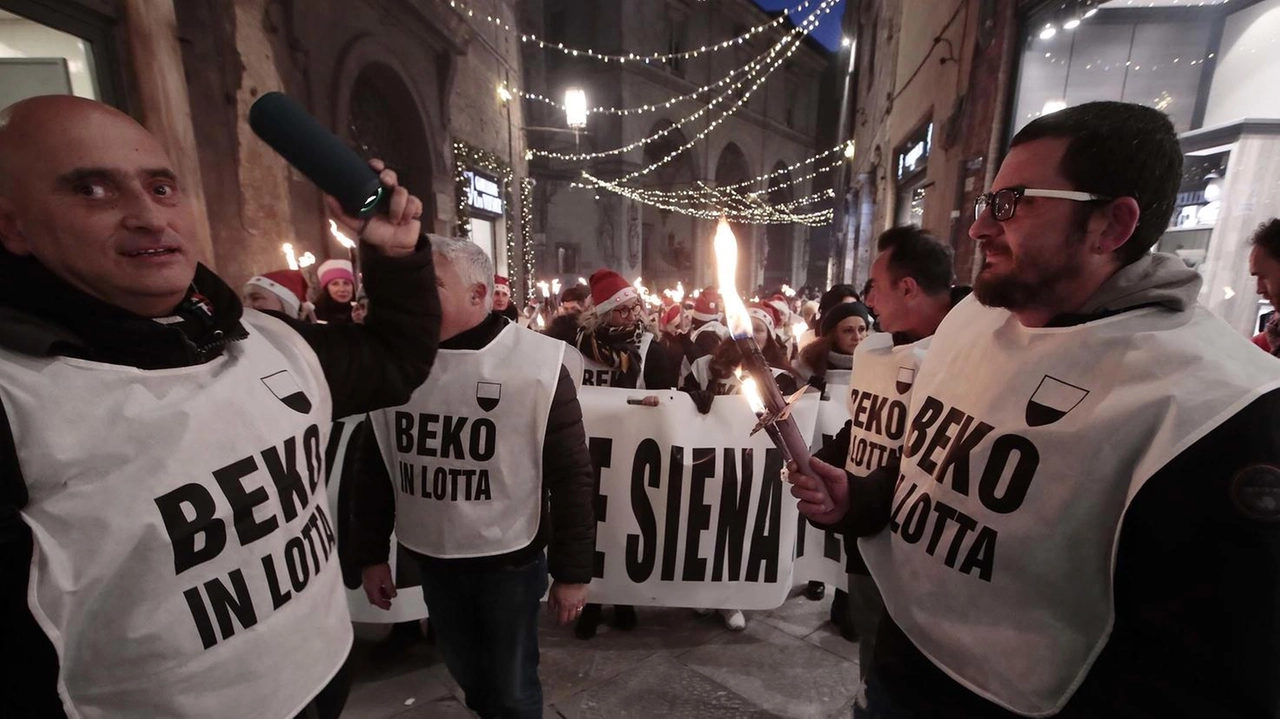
[342,584,862,718]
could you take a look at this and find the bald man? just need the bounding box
[0,96,441,718]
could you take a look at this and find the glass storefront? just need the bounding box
[1011,0,1280,337]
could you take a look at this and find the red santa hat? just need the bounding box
[661,303,684,332]
[748,302,779,333]
[493,274,512,296]
[317,259,354,288]
[691,289,722,322]
[245,269,307,318]
[588,269,638,314]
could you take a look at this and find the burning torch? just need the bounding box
[714,219,830,511]
[328,219,360,295]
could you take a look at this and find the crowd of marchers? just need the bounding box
[1,93,1278,719]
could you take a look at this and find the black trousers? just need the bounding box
[293,655,353,719]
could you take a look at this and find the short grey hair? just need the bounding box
[429,234,495,312]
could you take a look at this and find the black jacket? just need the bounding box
[348,313,597,584]
[0,240,440,717]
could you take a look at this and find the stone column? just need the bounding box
[122,0,216,268]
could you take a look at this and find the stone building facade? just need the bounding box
[518,0,833,291]
[838,0,1017,286]
[1,0,531,294]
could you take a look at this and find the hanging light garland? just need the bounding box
[582,171,832,226]
[448,0,816,65]
[520,178,536,300]
[506,12,822,120]
[529,0,837,166]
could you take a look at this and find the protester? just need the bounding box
[1249,219,1280,356]
[351,238,594,717]
[314,258,356,324]
[572,269,676,391]
[814,225,959,675]
[558,284,589,316]
[798,283,859,350]
[790,101,1280,718]
[351,288,369,324]
[657,302,693,381]
[544,285,589,344]
[796,301,872,388]
[493,273,520,322]
[243,268,310,320]
[687,288,730,362]
[0,95,440,718]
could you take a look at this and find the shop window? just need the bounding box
[0,6,102,108]
[1011,4,1215,133]
[895,122,932,227]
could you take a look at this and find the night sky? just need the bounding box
[752,0,845,52]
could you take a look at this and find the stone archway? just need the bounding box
[715,142,753,292]
[344,63,435,225]
[641,119,698,286]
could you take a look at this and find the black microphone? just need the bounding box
[248,91,386,218]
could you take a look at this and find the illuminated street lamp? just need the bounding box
[564,88,588,131]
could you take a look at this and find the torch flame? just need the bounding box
[551,279,562,296]
[578,277,588,286]
[536,313,546,329]
[282,243,299,271]
[536,281,550,298]
[738,371,767,414]
[298,252,316,268]
[781,284,796,298]
[713,218,753,338]
[328,220,357,249]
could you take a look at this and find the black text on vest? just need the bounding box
[885,395,1043,582]
[153,424,338,650]
[393,411,497,501]
[847,387,908,473]
[581,368,622,387]
[586,438,785,585]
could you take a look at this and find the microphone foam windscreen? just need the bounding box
[249,91,385,217]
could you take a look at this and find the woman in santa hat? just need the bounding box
[242,269,313,322]
[314,259,356,324]
[568,269,677,640]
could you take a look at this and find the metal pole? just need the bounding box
[830,31,857,285]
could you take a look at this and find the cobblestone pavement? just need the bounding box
[342,583,861,718]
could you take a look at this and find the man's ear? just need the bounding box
[898,276,920,303]
[1092,197,1141,256]
[0,198,31,255]
[474,283,490,306]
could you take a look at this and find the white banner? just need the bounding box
[579,387,818,609]
[794,384,854,588]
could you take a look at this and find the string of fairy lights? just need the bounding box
[528,0,837,166]
[447,0,816,64]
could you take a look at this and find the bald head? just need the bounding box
[0,95,199,317]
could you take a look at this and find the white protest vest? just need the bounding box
[369,323,563,558]
[2,311,350,719]
[582,332,652,389]
[844,333,930,476]
[860,297,1280,716]
[690,320,731,345]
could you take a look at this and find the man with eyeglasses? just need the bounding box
[791,101,1280,718]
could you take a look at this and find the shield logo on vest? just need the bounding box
[895,367,915,395]
[476,382,502,412]
[1025,375,1088,427]
[261,370,312,414]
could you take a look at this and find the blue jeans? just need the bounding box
[417,554,548,719]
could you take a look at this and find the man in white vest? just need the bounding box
[351,238,596,718]
[0,96,440,718]
[791,101,1280,718]
[810,225,960,680]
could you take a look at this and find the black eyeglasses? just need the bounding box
[974,187,1112,222]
